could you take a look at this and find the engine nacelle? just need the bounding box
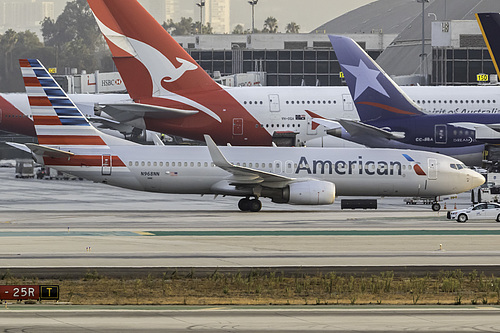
[282,180,336,205]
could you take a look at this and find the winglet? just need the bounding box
[204,134,232,168]
[329,35,424,122]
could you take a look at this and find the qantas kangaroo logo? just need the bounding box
[160,57,198,87]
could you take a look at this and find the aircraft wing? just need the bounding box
[338,119,405,140]
[97,103,198,122]
[204,134,294,186]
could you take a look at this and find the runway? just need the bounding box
[1,306,500,332]
[1,168,500,270]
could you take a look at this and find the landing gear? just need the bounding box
[431,202,441,212]
[238,197,262,212]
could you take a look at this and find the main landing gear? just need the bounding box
[238,197,262,212]
[431,202,441,212]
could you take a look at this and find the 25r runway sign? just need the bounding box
[0,285,59,301]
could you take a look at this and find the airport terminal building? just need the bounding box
[172,0,500,87]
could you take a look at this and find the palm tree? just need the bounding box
[263,17,278,33]
[285,22,300,34]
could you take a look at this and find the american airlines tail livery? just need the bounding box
[308,35,500,166]
[84,0,500,148]
[14,59,484,211]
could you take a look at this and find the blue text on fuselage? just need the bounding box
[295,156,402,176]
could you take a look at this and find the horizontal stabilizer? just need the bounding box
[97,103,198,122]
[204,134,293,186]
[25,143,75,158]
[5,142,32,154]
[310,118,342,130]
[338,119,405,140]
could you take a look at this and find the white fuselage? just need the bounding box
[223,85,500,146]
[3,85,500,148]
[47,142,482,199]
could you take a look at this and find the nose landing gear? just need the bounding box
[238,197,262,212]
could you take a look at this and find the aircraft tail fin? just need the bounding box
[88,0,219,101]
[476,13,500,78]
[20,59,114,148]
[329,35,424,122]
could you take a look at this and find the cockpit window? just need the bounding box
[456,164,464,170]
[450,164,457,169]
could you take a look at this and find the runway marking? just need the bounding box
[143,230,500,237]
[134,231,154,236]
[0,231,139,237]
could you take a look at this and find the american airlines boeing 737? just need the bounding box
[13,59,484,211]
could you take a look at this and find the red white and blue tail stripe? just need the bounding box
[20,59,107,147]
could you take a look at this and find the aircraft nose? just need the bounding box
[469,171,485,189]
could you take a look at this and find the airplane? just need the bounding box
[476,13,500,78]
[84,0,500,149]
[10,58,484,212]
[306,35,500,166]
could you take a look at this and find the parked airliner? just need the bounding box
[307,35,500,166]
[13,59,484,211]
[85,0,500,148]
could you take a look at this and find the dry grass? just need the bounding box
[2,269,500,305]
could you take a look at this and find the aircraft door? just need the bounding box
[428,158,437,180]
[269,94,280,112]
[342,94,354,111]
[435,125,447,144]
[102,154,112,176]
[233,118,243,135]
[273,160,282,174]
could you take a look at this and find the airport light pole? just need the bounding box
[197,0,205,34]
[248,0,258,33]
[417,0,429,85]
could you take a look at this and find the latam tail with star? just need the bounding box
[307,35,500,166]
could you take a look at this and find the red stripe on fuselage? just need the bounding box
[37,135,106,145]
[43,155,126,167]
[356,101,419,116]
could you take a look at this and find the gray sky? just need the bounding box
[1,0,378,35]
[229,0,377,32]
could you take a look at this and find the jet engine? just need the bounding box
[275,180,336,205]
